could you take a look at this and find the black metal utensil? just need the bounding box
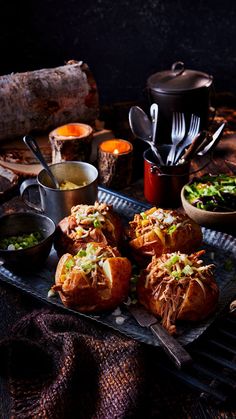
[128,304,192,369]
[178,131,208,164]
[197,123,226,156]
[23,135,60,189]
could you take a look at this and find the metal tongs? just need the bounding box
[176,122,226,165]
[197,123,226,156]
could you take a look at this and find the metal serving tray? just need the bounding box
[1,186,236,402]
[0,187,235,348]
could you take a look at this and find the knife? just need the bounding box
[128,304,192,369]
[177,130,208,164]
[197,122,226,156]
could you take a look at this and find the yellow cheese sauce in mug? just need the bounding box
[59,180,87,190]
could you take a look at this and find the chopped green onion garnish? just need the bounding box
[65,259,75,270]
[93,219,101,228]
[140,212,147,219]
[165,254,179,268]
[171,270,180,279]
[78,249,87,257]
[182,265,194,276]
[167,224,177,235]
[0,231,43,250]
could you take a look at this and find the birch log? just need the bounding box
[0,60,99,141]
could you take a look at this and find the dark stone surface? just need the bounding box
[0,0,235,105]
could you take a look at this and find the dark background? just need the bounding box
[1,0,236,105]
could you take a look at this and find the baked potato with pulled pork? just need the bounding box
[54,201,123,257]
[127,207,202,265]
[137,250,219,335]
[52,242,132,312]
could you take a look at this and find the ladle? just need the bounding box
[23,135,60,189]
[129,106,164,165]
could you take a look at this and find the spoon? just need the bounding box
[129,106,164,165]
[23,135,60,189]
[150,103,159,145]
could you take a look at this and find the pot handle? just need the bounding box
[150,165,162,175]
[171,61,185,76]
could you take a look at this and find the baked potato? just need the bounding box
[137,250,219,334]
[54,201,123,257]
[52,242,132,312]
[127,207,202,265]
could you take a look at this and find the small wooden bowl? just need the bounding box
[181,185,236,228]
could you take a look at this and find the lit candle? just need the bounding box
[49,123,93,163]
[99,139,133,155]
[98,139,133,189]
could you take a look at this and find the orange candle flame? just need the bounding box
[53,123,92,139]
[100,139,133,155]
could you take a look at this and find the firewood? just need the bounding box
[0,60,99,141]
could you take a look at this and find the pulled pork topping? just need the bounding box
[65,202,116,243]
[60,243,118,288]
[144,250,215,334]
[129,208,189,240]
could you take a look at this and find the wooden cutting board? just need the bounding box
[0,165,19,202]
[0,129,115,178]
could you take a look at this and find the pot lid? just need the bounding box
[147,61,213,93]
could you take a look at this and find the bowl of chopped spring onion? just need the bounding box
[0,212,55,271]
[181,174,236,228]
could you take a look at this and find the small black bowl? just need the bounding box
[0,212,56,272]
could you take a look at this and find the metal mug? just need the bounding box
[20,161,98,224]
[143,146,190,208]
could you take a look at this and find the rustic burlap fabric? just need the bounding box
[0,310,145,419]
[0,286,234,419]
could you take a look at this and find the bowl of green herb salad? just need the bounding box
[181,174,236,228]
[0,212,55,271]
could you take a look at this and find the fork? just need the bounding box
[173,114,200,164]
[166,112,186,165]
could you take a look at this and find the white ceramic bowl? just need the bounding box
[181,184,236,228]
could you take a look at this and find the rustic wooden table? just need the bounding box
[0,103,236,418]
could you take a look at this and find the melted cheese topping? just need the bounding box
[131,207,186,239]
[63,243,117,285]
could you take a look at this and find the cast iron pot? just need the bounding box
[147,61,214,143]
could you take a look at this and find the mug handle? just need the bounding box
[20,178,43,212]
